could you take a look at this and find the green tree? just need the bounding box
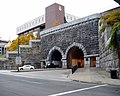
[100,10,120,50]
[8,33,35,51]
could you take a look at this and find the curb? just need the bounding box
[11,68,69,72]
[71,79,108,85]
[70,78,120,86]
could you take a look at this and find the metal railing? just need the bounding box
[72,64,78,74]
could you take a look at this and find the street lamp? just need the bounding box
[16,34,21,72]
[18,35,20,57]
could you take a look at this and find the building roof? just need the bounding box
[0,40,8,47]
[0,40,8,43]
[16,13,79,35]
[4,41,11,48]
[114,0,120,5]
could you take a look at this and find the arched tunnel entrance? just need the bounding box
[67,46,84,68]
[49,50,62,68]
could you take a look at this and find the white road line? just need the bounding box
[48,84,107,96]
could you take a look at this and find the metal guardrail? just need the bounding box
[72,64,78,74]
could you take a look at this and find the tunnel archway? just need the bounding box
[49,50,62,68]
[67,46,84,68]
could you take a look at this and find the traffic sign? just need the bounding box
[16,56,22,65]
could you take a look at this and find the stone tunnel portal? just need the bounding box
[67,46,84,68]
[49,50,62,68]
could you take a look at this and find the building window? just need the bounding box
[35,20,37,24]
[26,24,28,28]
[29,23,31,27]
[39,19,41,23]
[42,17,44,21]
[32,21,34,25]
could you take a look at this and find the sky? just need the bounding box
[0,0,119,41]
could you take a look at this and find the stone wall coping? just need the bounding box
[84,54,99,58]
[19,40,40,48]
[19,45,32,48]
[29,40,41,46]
[40,13,100,37]
[30,40,41,42]
[7,51,18,54]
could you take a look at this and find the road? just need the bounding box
[0,69,71,81]
[0,71,120,96]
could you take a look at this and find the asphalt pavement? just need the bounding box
[0,69,71,81]
[0,70,120,96]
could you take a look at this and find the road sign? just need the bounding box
[16,56,22,65]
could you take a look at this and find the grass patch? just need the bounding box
[0,54,6,58]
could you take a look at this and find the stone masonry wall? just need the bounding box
[99,30,120,71]
[99,48,119,71]
[6,40,41,69]
[40,14,100,60]
[99,7,120,71]
[20,40,41,68]
[6,51,18,69]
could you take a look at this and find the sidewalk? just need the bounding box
[68,67,120,85]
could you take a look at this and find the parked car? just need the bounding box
[19,65,35,70]
[46,63,59,68]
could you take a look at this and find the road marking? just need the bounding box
[48,84,107,96]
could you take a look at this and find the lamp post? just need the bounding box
[17,35,20,72]
[16,34,21,72]
[18,35,20,57]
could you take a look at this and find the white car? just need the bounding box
[19,65,35,70]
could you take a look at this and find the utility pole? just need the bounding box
[16,35,21,72]
[17,35,20,72]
